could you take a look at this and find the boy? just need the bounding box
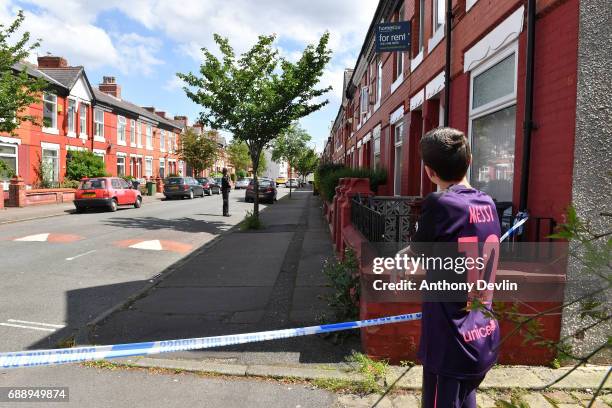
[410,127,501,407]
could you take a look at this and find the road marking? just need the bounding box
[66,250,97,261]
[14,233,50,242]
[7,319,64,328]
[0,323,56,332]
[129,240,163,251]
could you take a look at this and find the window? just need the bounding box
[360,87,368,115]
[137,122,142,147]
[42,92,57,130]
[67,99,76,135]
[433,0,445,32]
[393,122,404,195]
[159,158,165,179]
[376,60,382,104]
[93,150,105,162]
[469,45,517,202]
[146,125,153,149]
[117,116,126,145]
[160,130,166,151]
[117,155,126,176]
[94,108,104,139]
[395,2,405,80]
[0,144,17,183]
[42,146,59,184]
[130,119,136,146]
[373,127,381,169]
[145,157,153,177]
[418,0,426,50]
[79,103,87,137]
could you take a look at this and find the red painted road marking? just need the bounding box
[11,233,83,243]
[114,239,192,253]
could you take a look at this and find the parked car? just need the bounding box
[235,178,251,189]
[74,177,142,213]
[196,177,221,195]
[286,178,299,188]
[275,177,287,186]
[213,177,231,190]
[245,179,277,204]
[164,177,204,199]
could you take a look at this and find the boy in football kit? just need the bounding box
[410,128,501,407]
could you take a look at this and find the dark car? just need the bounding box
[74,177,142,212]
[163,177,204,199]
[245,179,277,204]
[196,177,221,195]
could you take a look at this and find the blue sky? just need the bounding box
[1,0,378,150]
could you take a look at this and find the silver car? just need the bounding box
[235,178,251,189]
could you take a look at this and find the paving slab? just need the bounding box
[480,366,547,388]
[523,392,556,407]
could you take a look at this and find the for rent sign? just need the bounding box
[375,21,411,52]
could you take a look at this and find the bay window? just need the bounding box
[0,144,17,184]
[67,99,76,135]
[469,44,518,203]
[79,103,88,137]
[117,155,126,176]
[393,121,404,196]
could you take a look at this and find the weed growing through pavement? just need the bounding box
[240,210,263,230]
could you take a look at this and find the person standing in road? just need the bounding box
[221,167,231,217]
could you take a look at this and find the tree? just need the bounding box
[272,123,311,197]
[178,32,332,219]
[257,152,267,177]
[65,150,106,180]
[0,10,47,135]
[295,148,319,185]
[227,139,251,174]
[178,128,219,176]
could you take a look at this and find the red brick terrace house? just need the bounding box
[324,0,609,365]
[0,56,184,196]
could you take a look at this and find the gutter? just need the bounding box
[519,0,536,211]
[443,0,452,126]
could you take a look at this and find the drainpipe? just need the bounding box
[443,0,452,126]
[519,0,536,211]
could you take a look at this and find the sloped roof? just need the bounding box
[92,88,181,130]
[38,66,84,89]
[12,61,67,89]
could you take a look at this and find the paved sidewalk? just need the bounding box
[0,193,165,224]
[89,189,359,365]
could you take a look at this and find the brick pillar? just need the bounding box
[8,176,26,207]
[155,177,163,193]
[332,179,350,252]
[336,178,374,256]
[0,190,4,210]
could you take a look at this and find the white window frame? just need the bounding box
[159,157,165,179]
[373,125,381,169]
[360,87,368,117]
[67,98,77,137]
[145,156,153,177]
[0,142,18,188]
[130,119,136,147]
[116,154,126,177]
[137,121,143,148]
[393,122,404,196]
[412,0,426,72]
[41,142,60,184]
[429,0,446,51]
[376,60,382,109]
[467,41,518,185]
[93,149,106,163]
[146,125,153,150]
[79,102,88,139]
[42,92,58,134]
[117,116,127,146]
[160,129,166,152]
[94,108,105,142]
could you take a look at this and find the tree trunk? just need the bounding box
[288,166,292,198]
[250,146,262,219]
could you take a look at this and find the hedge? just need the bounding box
[318,166,387,202]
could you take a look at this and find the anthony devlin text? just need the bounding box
[372,279,518,292]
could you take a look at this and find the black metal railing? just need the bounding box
[499,214,557,261]
[351,195,422,243]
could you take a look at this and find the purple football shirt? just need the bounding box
[412,184,501,379]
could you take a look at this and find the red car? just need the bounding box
[74,177,142,213]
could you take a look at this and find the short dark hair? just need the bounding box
[420,127,471,182]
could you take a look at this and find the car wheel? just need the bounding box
[109,199,118,212]
[188,190,194,199]
[75,205,85,213]
[134,196,142,208]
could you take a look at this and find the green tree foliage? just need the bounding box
[178,32,332,218]
[227,139,251,174]
[0,10,47,134]
[0,160,15,179]
[272,123,311,196]
[295,148,319,182]
[256,152,267,177]
[65,150,107,181]
[178,128,219,176]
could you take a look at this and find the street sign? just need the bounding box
[375,21,411,53]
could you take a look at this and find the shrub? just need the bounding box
[323,248,359,321]
[236,169,247,179]
[319,167,387,202]
[240,210,263,230]
[65,151,107,180]
[230,173,236,182]
[59,179,80,189]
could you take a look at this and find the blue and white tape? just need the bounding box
[500,214,529,242]
[0,313,422,369]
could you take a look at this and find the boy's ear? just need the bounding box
[424,165,436,181]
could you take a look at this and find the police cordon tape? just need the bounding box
[0,313,422,369]
[1,216,527,370]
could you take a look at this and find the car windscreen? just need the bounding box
[80,179,106,189]
[166,178,185,185]
[258,180,273,187]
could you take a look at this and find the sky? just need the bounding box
[0,0,378,151]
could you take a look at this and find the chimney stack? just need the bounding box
[143,106,155,113]
[99,76,121,98]
[155,111,166,118]
[37,55,68,68]
[174,115,189,127]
